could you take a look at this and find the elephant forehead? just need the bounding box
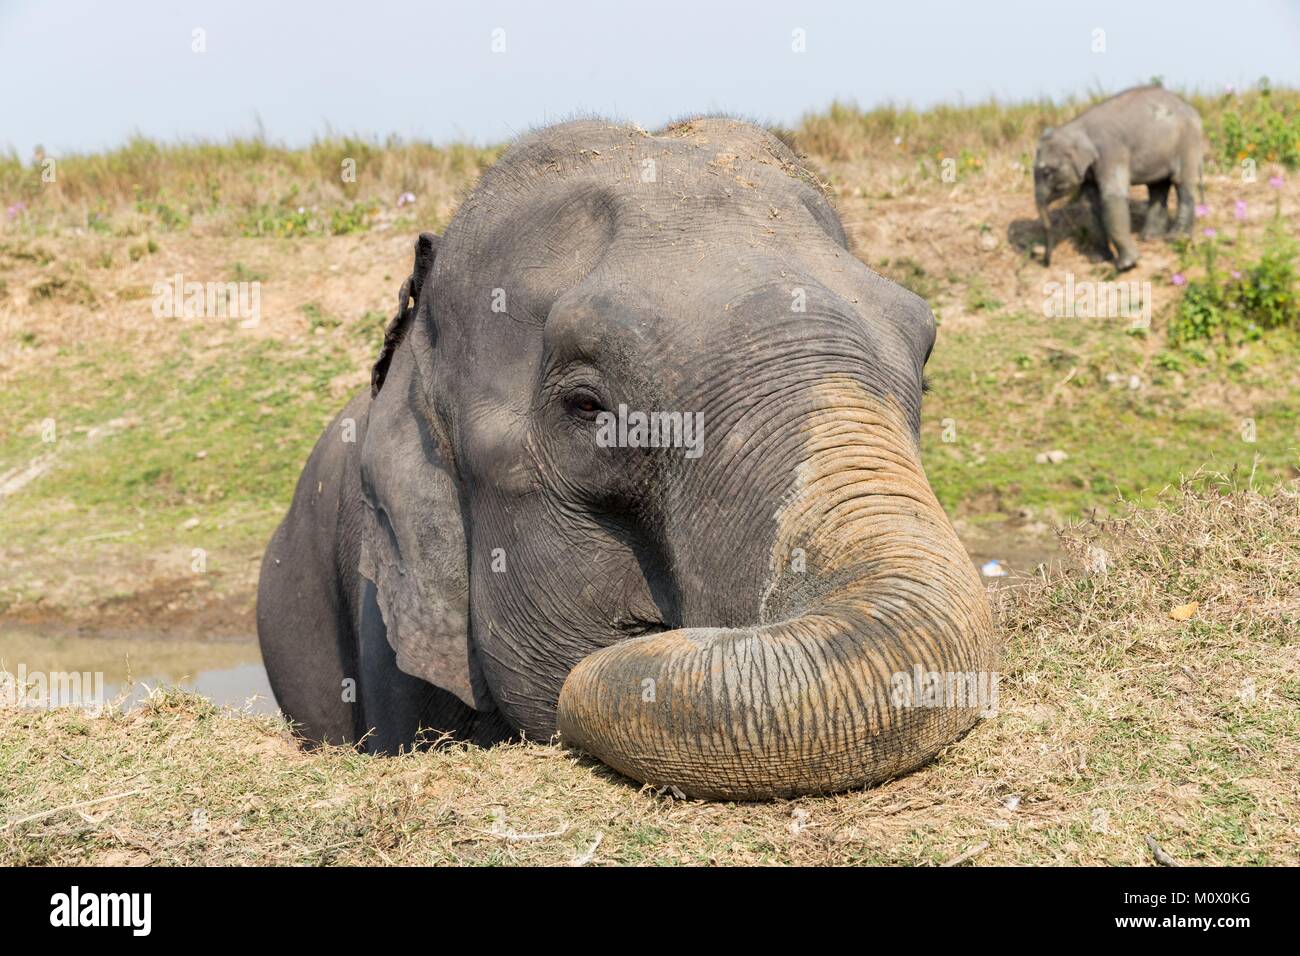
[433,181,843,336]
[490,116,815,189]
[445,120,834,251]
[427,120,846,335]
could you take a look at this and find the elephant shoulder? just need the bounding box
[272,391,373,572]
[301,391,372,507]
[257,391,373,747]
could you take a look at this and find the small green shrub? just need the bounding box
[229,262,267,282]
[965,280,1003,313]
[242,193,378,238]
[133,188,191,231]
[242,201,314,238]
[328,200,379,235]
[1210,79,1300,171]
[300,302,340,332]
[1169,225,1298,345]
[127,237,158,261]
[1170,279,1228,344]
[1155,352,1185,372]
[1235,244,1299,330]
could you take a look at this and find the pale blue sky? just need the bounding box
[2,0,1297,156]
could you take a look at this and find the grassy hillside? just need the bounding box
[1,84,1298,627]
[2,86,1298,868]
[3,481,1296,865]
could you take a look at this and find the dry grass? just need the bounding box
[792,87,1300,167]
[4,85,1294,240]
[1,137,500,238]
[4,478,1296,866]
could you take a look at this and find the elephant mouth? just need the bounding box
[612,616,670,639]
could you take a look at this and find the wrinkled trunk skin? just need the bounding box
[557,383,997,801]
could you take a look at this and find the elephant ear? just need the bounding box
[1064,130,1099,179]
[357,233,494,711]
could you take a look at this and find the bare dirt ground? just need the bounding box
[1,228,424,638]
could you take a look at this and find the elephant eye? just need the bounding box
[563,388,607,422]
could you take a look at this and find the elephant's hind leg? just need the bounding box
[1171,174,1196,236]
[1141,179,1172,239]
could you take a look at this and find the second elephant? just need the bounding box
[1035,86,1203,270]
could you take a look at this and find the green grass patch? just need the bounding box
[922,309,1300,519]
[0,333,354,558]
[1209,78,1300,170]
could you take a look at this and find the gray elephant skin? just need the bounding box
[1035,86,1203,270]
[257,118,997,801]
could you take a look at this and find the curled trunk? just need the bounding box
[557,385,997,800]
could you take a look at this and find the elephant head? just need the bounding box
[359,118,996,800]
[1034,125,1098,266]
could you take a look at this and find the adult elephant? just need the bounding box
[257,118,997,800]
